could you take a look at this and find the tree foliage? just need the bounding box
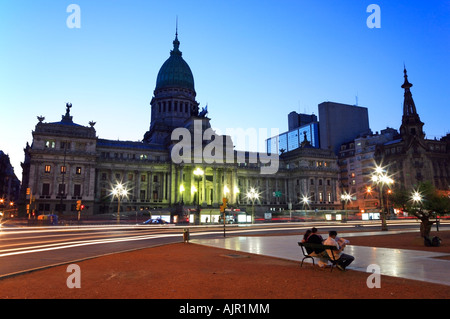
[390,181,450,237]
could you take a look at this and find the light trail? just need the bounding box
[0,233,180,258]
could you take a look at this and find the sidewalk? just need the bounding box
[192,230,450,286]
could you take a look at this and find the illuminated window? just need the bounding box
[45,165,51,173]
[60,166,67,174]
[76,167,82,175]
[45,140,56,148]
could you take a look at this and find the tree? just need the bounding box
[390,181,450,238]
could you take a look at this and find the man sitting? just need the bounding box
[324,230,355,271]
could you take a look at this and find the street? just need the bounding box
[0,219,442,278]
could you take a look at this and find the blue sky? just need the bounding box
[1,0,449,180]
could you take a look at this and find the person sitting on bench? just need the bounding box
[306,227,329,268]
[324,230,355,271]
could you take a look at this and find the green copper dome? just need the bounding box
[155,34,195,92]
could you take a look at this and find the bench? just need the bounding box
[298,242,339,272]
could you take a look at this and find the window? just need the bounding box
[60,166,67,174]
[141,175,146,182]
[74,184,81,197]
[42,183,50,196]
[76,167,82,175]
[60,141,71,150]
[58,184,66,196]
[128,173,134,181]
[45,165,51,173]
[45,140,56,148]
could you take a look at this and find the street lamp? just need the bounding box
[341,192,352,222]
[112,183,128,224]
[179,184,185,204]
[371,165,394,231]
[193,167,204,224]
[411,191,422,204]
[300,195,310,220]
[246,188,260,223]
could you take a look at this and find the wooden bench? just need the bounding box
[298,242,339,272]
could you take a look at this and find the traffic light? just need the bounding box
[76,200,82,211]
[80,205,85,211]
[220,197,228,213]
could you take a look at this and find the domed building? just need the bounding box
[20,31,341,223]
[144,32,201,145]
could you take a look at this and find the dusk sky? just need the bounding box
[1,1,449,181]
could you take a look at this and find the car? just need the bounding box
[143,218,169,225]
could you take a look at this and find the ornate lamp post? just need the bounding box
[193,167,204,225]
[112,183,128,224]
[301,195,310,219]
[246,188,260,224]
[341,192,352,222]
[179,184,185,204]
[371,165,394,231]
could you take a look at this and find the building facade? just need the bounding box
[338,128,398,212]
[374,68,450,194]
[0,150,21,215]
[319,101,371,155]
[20,33,341,222]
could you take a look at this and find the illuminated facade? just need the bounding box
[374,69,450,193]
[20,33,341,221]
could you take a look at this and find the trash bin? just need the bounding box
[183,228,190,243]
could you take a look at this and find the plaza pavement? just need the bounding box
[192,230,450,287]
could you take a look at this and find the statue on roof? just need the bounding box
[61,102,73,123]
[198,105,208,118]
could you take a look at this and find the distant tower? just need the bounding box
[399,67,425,139]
